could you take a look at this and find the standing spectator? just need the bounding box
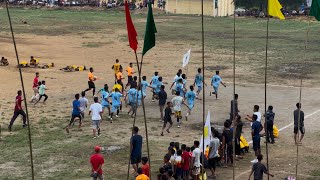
[235,116,243,158]
[131,126,143,174]
[208,130,220,178]
[158,85,167,121]
[141,157,150,177]
[230,94,239,120]
[31,72,40,102]
[8,90,27,131]
[89,97,103,139]
[90,146,105,180]
[66,94,82,133]
[265,105,275,144]
[79,91,89,120]
[246,105,261,126]
[181,144,191,180]
[191,141,201,180]
[294,103,305,145]
[251,114,263,163]
[136,167,149,180]
[222,120,233,166]
[248,155,274,180]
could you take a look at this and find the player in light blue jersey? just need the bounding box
[211,71,226,99]
[185,85,197,120]
[193,68,207,99]
[100,85,111,120]
[125,84,138,118]
[141,76,152,96]
[109,88,122,121]
[175,78,185,97]
[150,72,159,102]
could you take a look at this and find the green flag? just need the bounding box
[310,0,320,21]
[142,3,157,56]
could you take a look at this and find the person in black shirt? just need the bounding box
[130,126,143,174]
[222,120,233,166]
[265,105,275,144]
[161,102,174,136]
[248,155,274,180]
[158,85,167,120]
[294,103,305,144]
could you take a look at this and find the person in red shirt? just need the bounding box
[31,72,40,102]
[90,146,105,180]
[8,90,27,132]
[181,144,191,180]
[141,157,150,177]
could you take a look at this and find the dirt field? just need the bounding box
[0,7,320,180]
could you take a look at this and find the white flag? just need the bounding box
[307,0,312,7]
[199,111,212,152]
[182,49,191,67]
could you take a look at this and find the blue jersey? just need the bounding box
[155,82,163,94]
[110,92,122,106]
[175,83,184,96]
[185,91,196,104]
[211,75,221,88]
[141,80,150,94]
[101,90,109,106]
[72,100,81,115]
[195,73,203,86]
[127,88,138,104]
[138,91,146,106]
[151,76,159,88]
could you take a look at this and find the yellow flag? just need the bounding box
[204,126,209,138]
[268,0,285,20]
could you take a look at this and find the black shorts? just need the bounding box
[128,76,133,84]
[294,126,305,134]
[253,139,260,151]
[163,118,173,126]
[88,81,95,89]
[208,157,219,170]
[131,155,141,164]
[69,114,82,125]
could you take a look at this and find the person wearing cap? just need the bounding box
[90,146,105,180]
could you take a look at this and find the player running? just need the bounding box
[185,85,196,120]
[211,70,226,99]
[193,68,206,99]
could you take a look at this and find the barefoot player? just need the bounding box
[210,71,226,99]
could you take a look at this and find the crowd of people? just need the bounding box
[6,57,306,180]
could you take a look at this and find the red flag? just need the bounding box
[125,1,138,52]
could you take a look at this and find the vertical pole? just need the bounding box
[265,9,270,180]
[232,0,236,179]
[201,0,205,179]
[5,1,35,180]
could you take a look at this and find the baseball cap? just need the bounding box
[94,146,101,152]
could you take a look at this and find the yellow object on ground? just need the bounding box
[273,125,279,138]
[240,135,249,148]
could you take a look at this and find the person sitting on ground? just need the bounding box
[0,57,9,66]
[29,56,38,67]
[136,167,149,180]
[248,154,274,180]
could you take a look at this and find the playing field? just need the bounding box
[1,7,320,180]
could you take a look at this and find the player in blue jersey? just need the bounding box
[125,84,138,118]
[100,85,111,121]
[109,88,122,121]
[211,71,226,99]
[175,78,185,97]
[193,68,207,99]
[185,85,197,120]
[150,72,159,102]
[141,76,152,96]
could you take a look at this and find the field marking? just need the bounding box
[236,109,320,179]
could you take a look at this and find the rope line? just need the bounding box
[5,1,35,179]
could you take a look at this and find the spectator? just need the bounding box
[90,146,104,180]
[131,126,143,174]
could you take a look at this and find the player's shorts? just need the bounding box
[253,139,261,151]
[92,120,100,129]
[197,85,203,91]
[213,86,218,93]
[175,111,182,118]
[88,81,95,89]
[128,76,133,84]
[163,118,173,126]
[112,105,120,112]
[188,103,194,110]
[102,104,110,109]
[129,102,137,110]
[182,169,189,179]
[294,126,305,134]
[130,155,141,165]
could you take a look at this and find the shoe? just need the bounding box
[66,128,69,133]
[271,141,275,144]
[177,125,181,128]
[251,158,258,163]
[22,124,28,128]
[116,115,119,118]
[108,116,111,119]
[209,92,212,96]
[161,133,164,136]
[166,129,170,133]
[186,113,189,117]
[110,117,113,121]
[93,136,97,139]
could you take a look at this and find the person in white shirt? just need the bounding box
[208,129,220,178]
[89,97,103,139]
[245,105,261,125]
[171,91,187,128]
[79,91,88,119]
[191,140,201,180]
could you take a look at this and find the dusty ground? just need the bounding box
[0,8,320,180]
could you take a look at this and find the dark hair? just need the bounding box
[90,67,93,71]
[42,80,45,84]
[177,149,182,156]
[117,79,122,84]
[224,120,231,128]
[36,72,39,75]
[141,156,148,164]
[190,85,194,91]
[158,76,163,82]
[176,91,180,96]
[167,169,174,177]
[174,142,180,150]
[182,74,186,79]
[170,142,174,147]
[178,78,183,83]
[186,146,191,152]
[17,90,22,95]
[75,93,80,99]
[235,94,238,99]
[176,73,180,76]
[129,62,132,65]
[190,146,195,151]
[81,91,85,97]
[94,97,98,103]
[194,141,200,147]
[296,103,301,109]
[159,167,165,174]
[170,148,175,155]
[254,105,259,111]
[133,126,139,133]
[116,59,119,63]
[137,167,143,174]
[216,70,219,74]
[134,76,138,81]
[161,174,169,180]
[198,68,201,73]
[142,76,146,80]
[164,154,171,161]
[161,85,165,90]
[181,144,186,150]
[268,105,273,111]
[115,88,119,92]
[155,71,159,76]
[167,102,171,106]
[257,154,263,161]
[252,114,258,121]
[178,69,182,73]
[104,84,109,92]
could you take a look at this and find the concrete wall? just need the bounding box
[166,0,234,17]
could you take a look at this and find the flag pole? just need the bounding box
[295,14,311,180]
[201,0,205,179]
[232,0,236,179]
[5,1,35,179]
[264,4,270,180]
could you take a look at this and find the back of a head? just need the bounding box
[17,90,22,95]
[164,154,171,162]
[174,142,180,149]
[190,85,194,91]
[170,148,175,155]
[224,120,230,128]
[90,67,93,71]
[81,91,85,97]
[142,76,146,81]
[296,103,301,109]
[177,149,182,156]
[216,70,219,75]
[178,78,183,83]
[116,59,119,63]
[133,126,139,133]
[159,167,165,174]
[75,93,80,99]
[182,74,186,79]
[194,140,200,147]
[161,85,165,90]
[257,154,263,161]
[235,94,238,99]
[94,97,98,103]
[268,105,273,111]
[134,76,138,80]
[42,80,45,84]
[176,91,180,96]
[158,76,163,81]
[198,68,201,73]
[178,69,182,74]
[117,80,121,84]
[181,144,186,150]
[137,167,143,175]
[155,71,159,76]
[169,142,174,147]
[186,146,191,152]
[141,156,148,164]
[252,114,258,121]
[254,105,259,111]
